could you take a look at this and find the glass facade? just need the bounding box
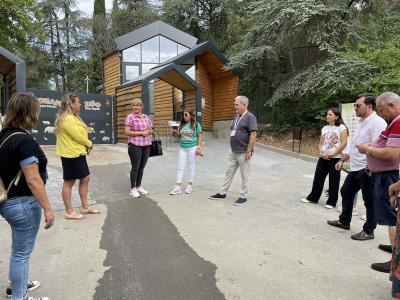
[122,35,190,82]
[125,65,139,82]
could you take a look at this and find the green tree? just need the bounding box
[227,0,377,128]
[91,0,107,91]
[112,0,157,37]
[0,0,42,51]
[162,0,234,51]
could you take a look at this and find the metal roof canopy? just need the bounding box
[0,46,26,92]
[115,21,198,51]
[156,41,241,78]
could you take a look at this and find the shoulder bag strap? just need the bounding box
[0,132,26,149]
[0,132,26,192]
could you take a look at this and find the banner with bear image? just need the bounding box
[27,88,114,145]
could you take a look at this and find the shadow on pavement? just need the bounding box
[94,196,225,300]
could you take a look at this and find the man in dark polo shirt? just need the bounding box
[209,95,257,205]
[358,92,400,273]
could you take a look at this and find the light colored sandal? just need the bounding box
[80,207,100,214]
[65,211,85,220]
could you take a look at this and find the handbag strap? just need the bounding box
[0,132,25,149]
[0,132,26,192]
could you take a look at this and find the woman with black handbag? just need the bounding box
[0,93,54,300]
[124,98,152,198]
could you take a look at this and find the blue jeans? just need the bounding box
[0,196,41,300]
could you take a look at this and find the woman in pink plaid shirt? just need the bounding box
[124,98,153,198]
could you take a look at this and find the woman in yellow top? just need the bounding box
[55,94,99,219]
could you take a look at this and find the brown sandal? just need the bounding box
[80,207,100,214]
[65,211,85,220]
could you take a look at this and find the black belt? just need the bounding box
[366,169,399,176]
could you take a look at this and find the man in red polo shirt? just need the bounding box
[358,92,400,274]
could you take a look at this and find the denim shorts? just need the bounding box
[372,171,398,226]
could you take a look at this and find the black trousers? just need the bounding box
[339,169,376,234]
[128,143,150,188]
[306,157,341,206]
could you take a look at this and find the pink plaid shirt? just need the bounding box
[125,113,152,146]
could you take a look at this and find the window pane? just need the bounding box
[142,64,158,74]
[186,65,195,79]
[125,65,139,81]
[160,36,177,62]
[142,36,159,63]
[123,44,141,62]
[178,44,189,55]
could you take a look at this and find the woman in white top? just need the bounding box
[301,107,348,208]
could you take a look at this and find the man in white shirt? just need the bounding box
[327,94,387,241]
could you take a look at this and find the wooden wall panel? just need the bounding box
[212,76,238,121]
[116,83,142,143]
[153,79,173,136]
[196,59,213,130]
[6,69,17,97]
[183,90,196,124]
[103,52,120,96]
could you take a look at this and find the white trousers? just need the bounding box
[219,151,251,198]
[176,146,197,184]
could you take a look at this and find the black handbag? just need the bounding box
[149,133,163,157]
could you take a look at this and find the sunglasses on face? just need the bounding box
[184,113,191,117]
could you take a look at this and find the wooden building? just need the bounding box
[0,46,26,115]
[102,21,240,143]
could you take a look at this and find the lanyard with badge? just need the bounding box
[231,111,247,136]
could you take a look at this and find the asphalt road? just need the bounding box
[0,140,395,299]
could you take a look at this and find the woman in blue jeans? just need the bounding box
[0,93,55,300]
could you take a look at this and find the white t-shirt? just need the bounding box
[321,124,347,158]
[348,112,387,171]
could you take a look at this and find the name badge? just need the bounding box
[230,130,236,136]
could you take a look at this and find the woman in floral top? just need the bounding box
[300,107,348,208]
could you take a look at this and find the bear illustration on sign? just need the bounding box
[44,126,55,133]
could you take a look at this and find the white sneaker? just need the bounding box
[185,185,193,194]
[137,186,149,195]
[129,189,140,198]
[337,206,342,213]
[28,297,50,300]
[360,214,367,221]
[325,204,334,209]
[300,198,311,203]
[169,186,182,195]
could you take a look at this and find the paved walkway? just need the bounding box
[0,139,394,299]
[46,166,96,211]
